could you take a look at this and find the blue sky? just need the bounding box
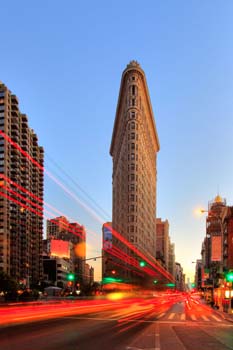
[1,1,233,280]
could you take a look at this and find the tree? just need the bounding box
[0,271,18,300]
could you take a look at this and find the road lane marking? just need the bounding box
[156,313,165,319]
[190,314,197,321]
[168,313,175,320]
[201,315,209,321]
[211,315,222,322]
[180,313,186,321]
[155,322,160,350]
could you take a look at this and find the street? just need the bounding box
[0,295,233,350]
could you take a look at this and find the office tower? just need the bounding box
[156,218,169,269]
[0,81,44,285]
[109,61,160,276]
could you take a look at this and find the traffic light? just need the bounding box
[166,283,175,287]
[67,273,75,281]
[153,280,158,284]
[111,270,116,275]
[139,260,147,267]
[226,271,233,282]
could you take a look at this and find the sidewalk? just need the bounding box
[199,297,233,323]
[216,309,233,323]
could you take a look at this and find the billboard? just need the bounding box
[211,236,222,261]
[103,225,112,250]
[50,239,70,259]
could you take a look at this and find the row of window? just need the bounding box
[128,132,138,140]
[128,163,137,171]
[129,85,137,96]
[128,174,138,181]
[128,153,138,161]
[128,121,138,130]
[128,142,138,151]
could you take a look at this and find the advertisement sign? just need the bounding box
[211,236,222,261]
[50,239,70,259]
[103,225,112,250]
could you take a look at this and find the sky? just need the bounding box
[1,1,233,281]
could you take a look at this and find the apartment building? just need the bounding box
[0,81,44,285]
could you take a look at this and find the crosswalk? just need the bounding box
[156,312,223,323]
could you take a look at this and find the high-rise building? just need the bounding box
[109,61,160,279]
[156,218,169,269]
[175,262,185,291]
[168,240,176,278]
[203,196,227,272]
[0,81,44,285]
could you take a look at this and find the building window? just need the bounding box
[131,143,135,150]
[132,85,136,95]
[131,122,135,129]
[131,153,135,160]
[130,226,134,233]
[131,174,135,181]
[131,163,135,171]
[130,184,135,191]
[131,133,135,140]
[130,194,135,201]
[132,99,135,106]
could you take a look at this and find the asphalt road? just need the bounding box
[1,296,233,350]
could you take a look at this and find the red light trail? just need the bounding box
[0,130,174,282]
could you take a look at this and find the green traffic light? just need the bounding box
[226,272,233,282]
[102,277,123,284]
[67,273,75,281]
[153,280,158,284]
[166,283,175,287]
[139,261,147,267]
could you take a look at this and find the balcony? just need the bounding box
[11,95,18,105]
